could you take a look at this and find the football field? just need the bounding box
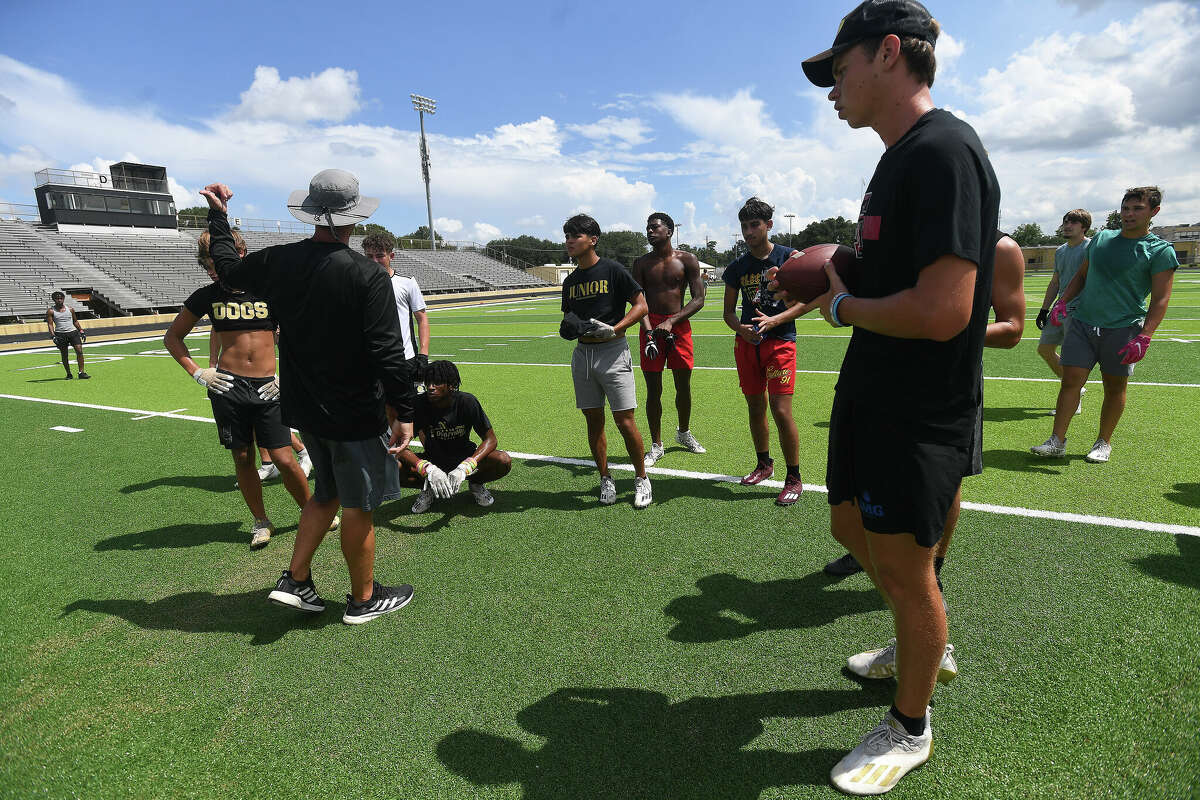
[2,274,1198,799]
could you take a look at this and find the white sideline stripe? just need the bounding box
[0,394,215,423]
[454,361,1200,388]
[131,407,187,421]
[51,426,83,433]
[2,392,1196,538]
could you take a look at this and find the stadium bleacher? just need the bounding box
[0,219,550,322]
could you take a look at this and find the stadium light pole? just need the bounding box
[784,213,795,238]
[411,93,437,251]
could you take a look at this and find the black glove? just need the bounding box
[1035,308,1049,330]
[560,311,595,340]
[79,330,87,342]
[415,353,428,371]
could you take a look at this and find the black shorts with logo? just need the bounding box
[209,374,291,451]
[826,392,970,548]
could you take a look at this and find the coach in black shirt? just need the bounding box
[203,170,415,626]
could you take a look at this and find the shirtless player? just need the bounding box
[632,213,707,466]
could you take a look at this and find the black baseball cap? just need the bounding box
[802,0,938,88]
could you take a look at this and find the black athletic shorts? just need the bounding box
[54,331,82,349]
[826,392,970,548]
[209,374,291,451]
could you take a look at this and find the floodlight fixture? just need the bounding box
[411,93,438,249]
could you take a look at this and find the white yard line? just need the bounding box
[1,391,1195,537]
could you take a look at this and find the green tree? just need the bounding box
[352,222,395,239]
[399,226,445,250]
[596,230,650,268]
[1105,210,1122,230]
[487,235,565,266]
[176,206,208,228]
[1010,223,1047,248]
[770,216,857,250]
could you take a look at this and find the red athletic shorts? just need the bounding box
[639,314,694,372]
[734,337,796,395]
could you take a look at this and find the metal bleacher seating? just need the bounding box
[51,229,200,310]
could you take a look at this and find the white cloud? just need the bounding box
[0,144,53,181]
[937,30,965,73]
[231,66,362,123]
[566,116,653,148]
[434,216,464,234]
[654,89,782,148]
[516,214,545,227]
[471,222,502,241]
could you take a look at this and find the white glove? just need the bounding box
[588,318,617,341]
[427,465,454,499]
[257,376,280,401]
[447,466,467,493]
[193,367,234,394]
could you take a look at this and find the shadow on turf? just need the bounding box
[120,475,238,494]
[982,405,1054,423]
[61,587,337,645]
[376,475,788,532]
[981,448,1083,474]
[1131,534,1200,592]
[664,571,883,643]
[1164,482,1200,509]
[437,685,889,799]
[94,521,296,551]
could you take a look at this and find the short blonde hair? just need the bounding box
[196,229,247,263]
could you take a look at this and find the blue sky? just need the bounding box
[2,0,1197,251]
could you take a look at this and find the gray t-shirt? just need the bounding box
[1054,238,1089,311]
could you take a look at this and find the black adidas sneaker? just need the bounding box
[268,570,326,613]
[342,582,414,625]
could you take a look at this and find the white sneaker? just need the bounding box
[846,639,958,684]
[599,475,617,505]
[675,428,706,453]
[411,489,434,513]
[644,442,665,467]
[633,476,652,509]
[250,518,273,549]
[831,709,932,795]
[257,462,280,481]
[1085,438,1111,463]
[298,449,313,477]
[470,482,495,507]
[1030,434,1066,457]
[328,515,340,531]
[1075,386,1086,416]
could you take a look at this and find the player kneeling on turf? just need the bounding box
[396,360,512,513]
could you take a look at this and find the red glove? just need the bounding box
[1049,299,1069,326]
[1118,334,1151,365]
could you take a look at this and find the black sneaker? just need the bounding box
[824,552,863,577]
[267,570,326,613]
[342,581,414,625]
[78,372,91,379]
[65,372,73,380]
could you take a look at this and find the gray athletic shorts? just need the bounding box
[1060,321,1142,377]
[571,338,637,411]
[1038,313,1072,346]
[303,431,402,511]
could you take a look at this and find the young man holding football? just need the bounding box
[799,0,1000,792]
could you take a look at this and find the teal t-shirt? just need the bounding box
[1054,238,1089,312]
[1073,229,1179,329]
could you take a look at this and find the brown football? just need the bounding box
[773,243,857,303]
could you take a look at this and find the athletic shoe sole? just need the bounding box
[268,588,325,613]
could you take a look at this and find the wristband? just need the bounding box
[458,457,479,476]
[415,459,431,477]
[829,292,852,328]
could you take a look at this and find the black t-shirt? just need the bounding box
[722,245,797,342]
[414,391,491,467]
[207,210,413,440]
[183,282,276,332]
[838,109,1000,445]
[560,258,643,326]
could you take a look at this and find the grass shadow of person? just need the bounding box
[437,685,891,800]
[982,448,1079,475]
[1163,482,1200,509]
[982,406,1055,423]
[94,521,296,551]
[664,571,884,643]
[61,587,338,645]
[121,475,238,494]
[1130,534,1200,593]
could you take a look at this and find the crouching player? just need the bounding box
[165,230,336,549]
[397,360,512,513]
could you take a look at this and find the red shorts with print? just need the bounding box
[734,337,796,396]
[639,314,694,372]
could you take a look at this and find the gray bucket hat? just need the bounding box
[287,169,379,229]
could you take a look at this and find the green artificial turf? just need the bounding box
[1,287,1197,799]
